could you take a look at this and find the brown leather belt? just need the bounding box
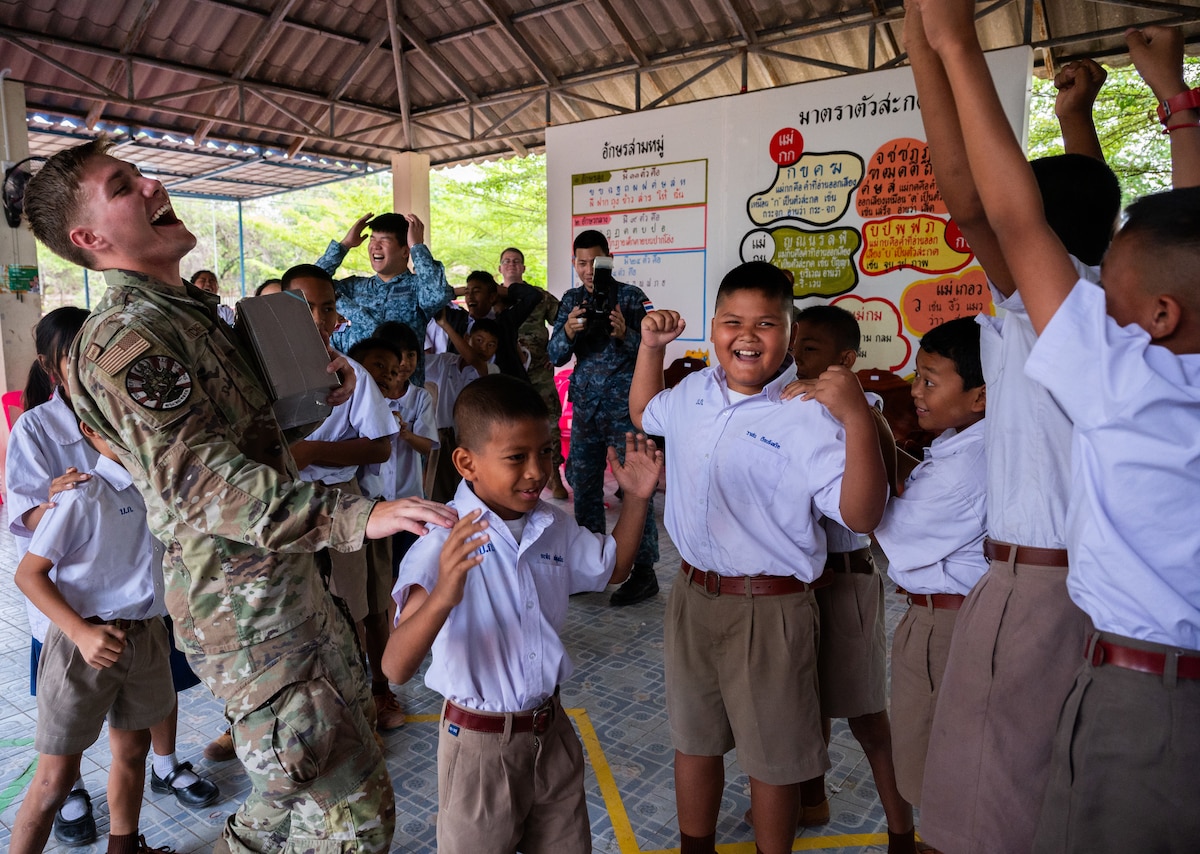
[681,561,813,596]
[443,694,558,735]
[85,616,154,632]
[984,538,1069,568]
[904,591,966,611]
[825,547,874,574]
[1087,635,1200,680]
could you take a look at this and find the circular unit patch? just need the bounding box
[126,355,193,410]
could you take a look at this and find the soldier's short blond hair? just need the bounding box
[24,137,113,269]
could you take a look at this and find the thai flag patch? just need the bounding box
[642,299,655,311]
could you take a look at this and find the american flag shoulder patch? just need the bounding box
[93,330,151,375]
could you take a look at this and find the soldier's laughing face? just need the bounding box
[70,155,197,284]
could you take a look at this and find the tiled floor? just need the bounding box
[0,482,910,853]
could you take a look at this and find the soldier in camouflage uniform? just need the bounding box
[24,139,457,854]
[498,247,569,499]
[548,231,660,605]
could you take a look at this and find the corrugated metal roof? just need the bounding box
[4,0,1198,199]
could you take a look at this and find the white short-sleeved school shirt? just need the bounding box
[641,363,849,582]
[393,479,616,712]
[424,352,483,430]
[360,386,439,500]
[977,258,1099,548]
[1026,279,1200,649]
[26,455,165,622]
[4,394,100,642]
[298,355,399,486]
[874,420,988,595]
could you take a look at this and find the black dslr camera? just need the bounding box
[582,256,616,337]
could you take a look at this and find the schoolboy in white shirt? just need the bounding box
[915,2,1200,847]
[350,333,439,729]
[905,9,1120,849]
[872,316,987,817]
[629,261,887,854]
[12,419,175,854]
[383,374,663,854]
[283,265,399,641]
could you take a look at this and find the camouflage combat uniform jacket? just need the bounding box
[316,240,453,385]
[547,281,649,422]
[69,270,375,718]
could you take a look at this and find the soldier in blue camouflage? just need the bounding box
[548,230,660,605]
[315,211,454,386]
[24,139,457,854]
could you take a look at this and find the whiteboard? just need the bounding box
[546,47,1032,375]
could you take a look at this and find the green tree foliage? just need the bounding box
[1027,58,1200,203]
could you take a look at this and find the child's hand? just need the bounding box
[326,348,356,407]
[608,433,664,501]
[72,623,126,670]
[791,366,872,424]
[1054,59,1107,118]
[1126,26,1187,100]
[779,378,807,401]
[640,310,686,349]
[434,509,490,607]
[911,0,977,55]
[49,467,90,498]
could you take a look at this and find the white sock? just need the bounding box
[58,780,89,821]
[152,752,199,788]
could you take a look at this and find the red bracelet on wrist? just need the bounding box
[1157,88,1200,125]
[1164,121,1200,135]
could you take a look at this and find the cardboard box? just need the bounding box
[236,291,336,429]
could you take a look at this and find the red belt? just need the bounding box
[443,695,557,735]
[903,591,965,611]
[1087,635,1200,680]
[825,547,874,574]
[681,561,813,596]
[984,538,1069,568]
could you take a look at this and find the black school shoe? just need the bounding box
[150,761,221,808]
[610,563,660,606]
[53,789,98,847]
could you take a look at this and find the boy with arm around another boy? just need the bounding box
[382,374,664,854]
[629,262,887,854]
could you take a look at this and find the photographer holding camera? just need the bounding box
[549,229,661,606]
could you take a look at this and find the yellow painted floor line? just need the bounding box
[410,708,888,854]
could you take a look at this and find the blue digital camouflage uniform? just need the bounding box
[316,240,453,386]
[548,282,658,564]
[69,270,394,854]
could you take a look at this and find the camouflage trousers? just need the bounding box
[217,601,395,854]
[529,366,564,468]
[565,403,658,565]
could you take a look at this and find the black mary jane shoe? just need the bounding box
[150,761,221,808]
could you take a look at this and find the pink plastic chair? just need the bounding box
[554,370,573,463]
[2,389,21,431]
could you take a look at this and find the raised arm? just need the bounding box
[438,311,488,377]
[605,433,664,583]
[906,1,1017,296]
[630,310,685,430]
[1055,59,1107,163]
[916,0,1080,332]
[1127,26,1200,189]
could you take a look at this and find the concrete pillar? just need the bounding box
[0,77,42,444]
[390,151,432,249]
